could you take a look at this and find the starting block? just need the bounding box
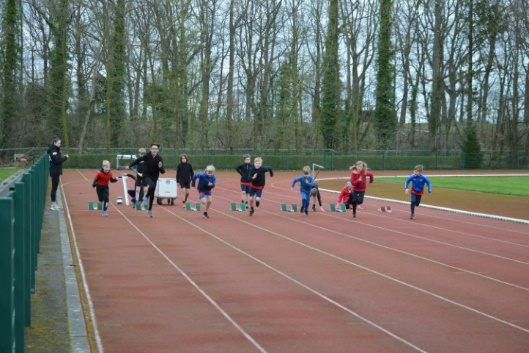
[280,203,298,212]
[88,202,103,210]
[378,206,393,213]
[329,203,347,212]
[230,202,248,212]
[185,202,202,211]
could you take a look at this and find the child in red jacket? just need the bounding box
[349,161,374,218]
[93,160,118,216]
[336,181,353,209]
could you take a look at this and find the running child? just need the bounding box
[92,160,118,216]
[310,184,324,212]
[248,157,274,216]
[336,181,353,210]
[235,154,252,205]
[350,161,374,218]
[176,154,194,208]
[191,165,216,219]
[291,166,315,215]
[127,143,165,218]
[404,164,432,220]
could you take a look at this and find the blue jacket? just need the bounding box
[192,172,216,192]
[404,174,432,195]
[291,175,315,195]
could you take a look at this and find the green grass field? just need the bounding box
[0,168,20,181]
[378,176,529,197]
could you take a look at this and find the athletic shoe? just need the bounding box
[256,200,260,207]
[353,212,356,218]
[304,209,308,216]
[300,207,304,213]
[102,210,108,217]
[182,201,186,208]
[50,204,62,210]
[410,214,415,220]
[249,208,255,216]
[312,204,316,212]
[203,212,209,219]
[157,198,163,205]
[148,210,153,218]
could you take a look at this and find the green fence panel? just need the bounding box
[0,153,49,353]
[0,196,15,353]
[14,181,27,352]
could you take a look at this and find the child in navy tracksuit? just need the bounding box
[235,154,252,205]
[291,166,315,215]
[92,160,118,216]
[192,165,216,218]
[404,164,432,220]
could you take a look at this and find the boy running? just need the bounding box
[404,164,432,220]
[92,160,118,216]
[192,165,216,218]
[176,154,194,207]
[248,157,274,216]
[291,166,315,215]
[235,154,252,205]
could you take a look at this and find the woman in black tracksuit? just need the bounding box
[47,137,69,210]
[128,143,165,217]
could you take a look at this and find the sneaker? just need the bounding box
[182,201,186,208]
[148,210,153,218]
[157,198,163,205]
[312,204,316,212]
[50,205,57,211]
[304,209,308,216]
[203,212,209,219]
[300,207,304,213]
[410,214,415,220]
[249,208,255,216]
[256,200,260,207]
[102,210,108,217]
[353,212,356,218]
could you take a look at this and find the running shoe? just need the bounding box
[203,212,209,219]
[102,210,108,217]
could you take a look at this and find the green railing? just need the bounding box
[0,154,48,353]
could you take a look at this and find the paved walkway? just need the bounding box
[25,190,90,353]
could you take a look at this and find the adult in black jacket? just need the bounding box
[128,143,165,217]
[47,137,69,210]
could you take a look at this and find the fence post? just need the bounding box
[14,182,26,352]
[0,196,15,353]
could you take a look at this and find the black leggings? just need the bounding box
[50,174,60,202]
[145,177,157,210]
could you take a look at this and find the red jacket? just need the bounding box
[93,169,117,187]
[337,186,352,204]
[350,170,374,192]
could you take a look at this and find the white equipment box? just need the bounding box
[155,178,178,199]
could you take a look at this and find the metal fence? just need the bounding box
[0,154,48,353]
[1,148,528,170]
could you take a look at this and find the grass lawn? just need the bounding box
[0,168,20,182]
[377,176,529,197]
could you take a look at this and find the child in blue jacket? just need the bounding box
[404,164,432,220]
[291,166,315,215]
[192,165,216,218]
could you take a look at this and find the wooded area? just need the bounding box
[0,0,528,160]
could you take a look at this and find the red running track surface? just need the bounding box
[60,169,529,353]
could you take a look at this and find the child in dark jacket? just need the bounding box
[248,157,273,216]
[235,154,252,205]
[192,165,216,219]
[93,160,118,216]
[176,154,194,207]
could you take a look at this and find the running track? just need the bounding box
[60,169,529,353]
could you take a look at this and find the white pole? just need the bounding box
[121,175,129,206]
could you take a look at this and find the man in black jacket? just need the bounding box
[128,143,165,217]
